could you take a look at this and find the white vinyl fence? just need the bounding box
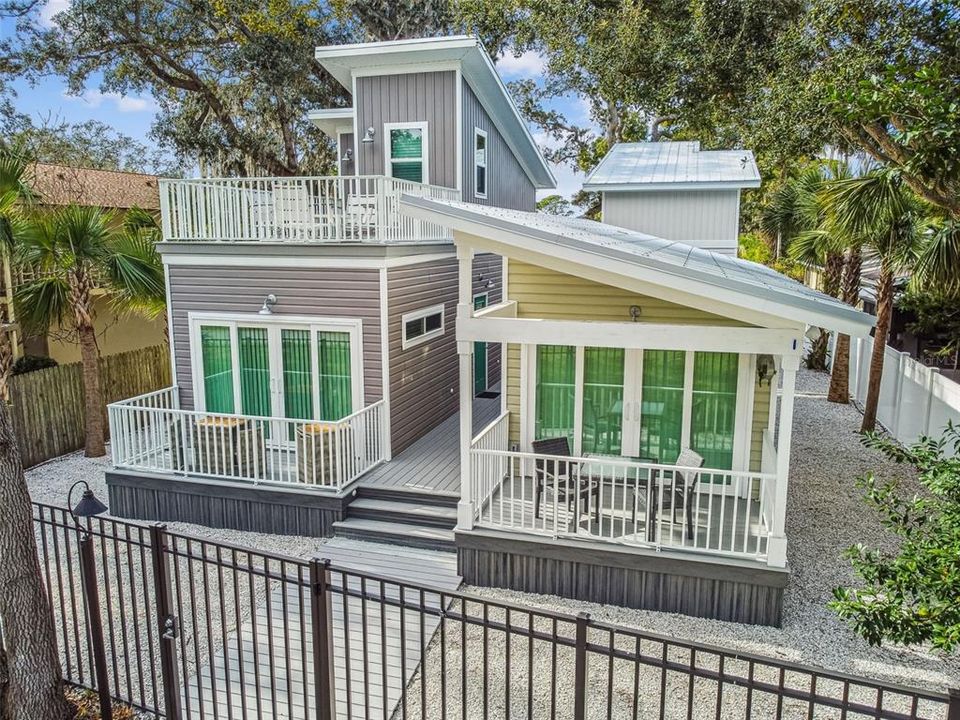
[838,334,960,454]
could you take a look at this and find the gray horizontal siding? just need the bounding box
[387,258,459,454]
[355,71,458,189]
[168,265,382,410]
[471,253,502,389]
[386,253,503,454]
[461,79,536,210]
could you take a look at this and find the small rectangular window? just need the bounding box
[474,128,488,198]
[385,122,428,184]
[402,303,445,349]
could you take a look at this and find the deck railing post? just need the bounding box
[79,530,113,720]
[573,611,590,720]
[149,524,183,720]
[310,558,336,720]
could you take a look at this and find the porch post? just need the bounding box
[457,244,476,530]
[768,353,799,567]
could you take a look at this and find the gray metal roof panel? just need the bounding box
[584,142,761,190]
[398,195,874,333]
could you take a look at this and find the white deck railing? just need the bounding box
[108,387,386,492]
[469,433,776,562]
[159,175,460,243]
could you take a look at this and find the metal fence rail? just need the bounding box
[24,502,957,720]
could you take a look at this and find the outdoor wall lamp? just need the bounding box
[259,294,278,315]
[341,148,354,162]
[757,354,777,386]
[360,126,376,144]
[629,305,642,322]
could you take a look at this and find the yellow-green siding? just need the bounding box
[503,259,765,464]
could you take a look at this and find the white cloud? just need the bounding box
[63,89,157,113]
[39,0,70,27]
[495,50,547,80]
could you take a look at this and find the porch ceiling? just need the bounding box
[399,196,875,337]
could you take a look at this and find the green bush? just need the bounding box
[12,354,59,375]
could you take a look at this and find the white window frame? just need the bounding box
[473,127,488,198]
[401,303,445,350]
[384,121,429,185]
[188,312,364,419]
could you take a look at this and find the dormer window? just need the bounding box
[474,128,488,198]
[385,122,428,184]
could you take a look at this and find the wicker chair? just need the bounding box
[531,437,601,524]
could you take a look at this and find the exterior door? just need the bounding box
[473,294,488,395]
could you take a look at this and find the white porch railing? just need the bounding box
[108,387,386,492]
[159,175,460,243]
[469,429,776,562]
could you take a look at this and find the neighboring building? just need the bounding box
[583,141,760,256]
[12,163,167,363]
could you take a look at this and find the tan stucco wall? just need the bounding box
[42,294,166,364]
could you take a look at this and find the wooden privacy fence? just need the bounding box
[8,344,171,468]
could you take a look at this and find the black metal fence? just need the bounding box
[30,502,958,720]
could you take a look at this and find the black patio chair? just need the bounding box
[531,437,600,524]
[651,448,705,540]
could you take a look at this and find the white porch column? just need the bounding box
[457,244,476,530]
[768,353,800,567]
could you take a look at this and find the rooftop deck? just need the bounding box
[159,175,458,244]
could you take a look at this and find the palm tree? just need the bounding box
[0,149,35,394]
[820,170,926,432]
[103,207,167,331]
[765,161,849,368]
[13,205,163,457]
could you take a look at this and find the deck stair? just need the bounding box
[334,487,458,551]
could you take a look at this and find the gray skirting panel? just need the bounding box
[456,529,788,627]
[106,470,349,537]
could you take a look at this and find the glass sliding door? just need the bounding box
[690,351,739,471]
[238,327,271,417]
[318,331,353,420]
[281,329,314,421]
[535,345,576,445]
[638,350,686,463]
[200,325,235,413]
[581,347,624,455]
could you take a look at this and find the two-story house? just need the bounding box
[106,36,555,548]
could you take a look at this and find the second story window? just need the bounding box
[385,122,428,184]
[474,128,488,198]
[402,303,445,349]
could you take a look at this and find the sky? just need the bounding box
[6,19,595,201]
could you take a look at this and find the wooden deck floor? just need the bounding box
[185,539,461,720]
[359,391,502,495]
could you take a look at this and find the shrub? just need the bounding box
[11,354,58,375]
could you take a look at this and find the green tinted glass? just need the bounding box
[535,345,575,444]
[282,329,314,422]
[318,331,352,420]
[200,325,234,413]
[639,350,685,463]
[581,347,624,455]
[391,161,423,183]
[237,327,271,417]
[390,128,423,158]
[691,352,739,471]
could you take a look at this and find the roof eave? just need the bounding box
[583,179,762,192]
[398,194,875,338]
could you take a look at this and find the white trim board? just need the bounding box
[161,251,456,269]
[459,316,802,356]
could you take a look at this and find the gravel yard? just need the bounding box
[25,367,958,714]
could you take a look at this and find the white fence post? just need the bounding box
[923,366,941,437]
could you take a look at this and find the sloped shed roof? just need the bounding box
[399,195,873,337]
[27,163,161,210]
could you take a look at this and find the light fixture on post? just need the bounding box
[757,354,777,386]
[259,294,278,315]
[66,480,112,720]
[360,126,376,144]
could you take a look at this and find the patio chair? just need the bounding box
[531,437,600,524]
[651,448,704,540]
